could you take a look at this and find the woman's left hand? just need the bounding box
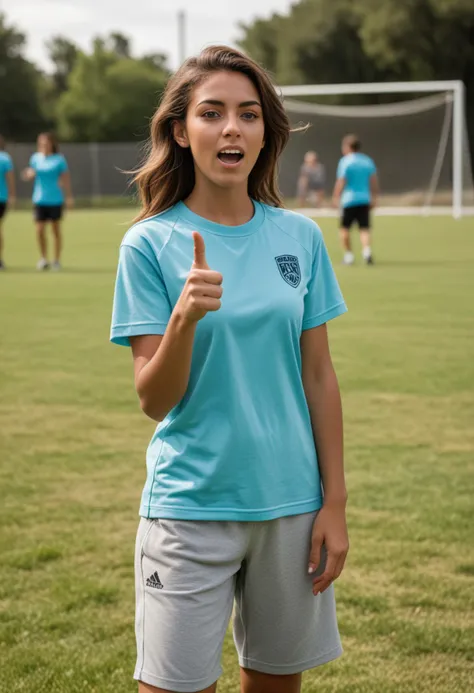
[308,501,349,595]
[21,168,35,182]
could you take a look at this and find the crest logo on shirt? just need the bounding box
[275,255,301,288]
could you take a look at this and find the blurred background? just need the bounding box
[1,0,474,209]
[1,2,473,692]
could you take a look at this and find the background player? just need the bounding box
[297,150,326,207]
[22,132,73,271]
[332,134,378,265]
[0,135,16,270]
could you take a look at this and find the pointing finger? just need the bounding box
[193,231,209,269]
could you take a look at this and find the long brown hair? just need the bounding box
[38,132,59,154]
[134,45,292,222]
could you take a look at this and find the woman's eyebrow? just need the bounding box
[196,99,262,108]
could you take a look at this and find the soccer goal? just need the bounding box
[279,80,473,219]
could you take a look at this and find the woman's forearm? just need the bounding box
[305,367,347,506]
[132,233,222,422]
[332,178,344,206]
[62,172,73,198]
[7,171,16,199]
[135,310,198,421]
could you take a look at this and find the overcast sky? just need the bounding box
[3,0,294,71]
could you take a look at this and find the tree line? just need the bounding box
[0,15,169,142]
[1,0,474,147]
[240,0,474,160]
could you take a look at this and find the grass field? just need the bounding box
[1,210,474,693]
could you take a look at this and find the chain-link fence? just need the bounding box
[9,142,143,202]
[8,119,473,208]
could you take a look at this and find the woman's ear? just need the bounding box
[173,121,189,148]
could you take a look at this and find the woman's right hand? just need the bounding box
[21,168,35,182]
[175,232,223,323]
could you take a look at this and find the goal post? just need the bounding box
[280,80,470,219]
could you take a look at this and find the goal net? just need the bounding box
[279,84,474,218]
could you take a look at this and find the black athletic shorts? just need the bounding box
[341,204,370,229]
[0,202,7,219]
[34,204,63,222]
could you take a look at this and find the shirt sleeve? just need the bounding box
[303,232,347,331]
[5,155,13,172]
[59,155,68,173]
[369,158,377,175]
[336,158,346,179]
[110,243,172,347]
[29,154,37,169]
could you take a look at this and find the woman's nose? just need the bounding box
[222,115,241,137]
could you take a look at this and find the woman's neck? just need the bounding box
[185,180,254,226]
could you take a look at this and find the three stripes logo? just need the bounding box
[146,571,163,590]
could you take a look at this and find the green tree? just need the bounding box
[108,32,131,59]
[142,52,169,72]
[56,38,168,141]
[358,0,474,159]
[359,0,474,82]
[0,13,46,139]
[287,0,387,89]
[46,36,79,94]
[56,40,119,141]
[239,0,474,154]
[238,15,282,77]
[239,0,387,89]
[39,36,79,126]
[101,58,168,140]
[240,0,474,88]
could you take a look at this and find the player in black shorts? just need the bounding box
[0,135,16,270]
[22,132,73,271]
[332,135,379,265]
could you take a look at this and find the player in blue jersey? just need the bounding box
[332,134,379,265]
[0,135,16,270]
[111,45,349,693]
[22,132,73,271]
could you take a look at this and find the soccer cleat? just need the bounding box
[0,260,5,271]
[365,255,374,265]
[36,258,49,271]
[51,261,61,271]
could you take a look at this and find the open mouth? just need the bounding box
[217,149,244,165]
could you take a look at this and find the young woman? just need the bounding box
[22,132,73,271]
[297,150,326,208]
[0,135,16,270]
[111,45,349,693]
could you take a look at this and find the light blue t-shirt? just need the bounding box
[337,152,376,208]
[29,153,68,205]
[111,201,347,521]
[0,152,13,203]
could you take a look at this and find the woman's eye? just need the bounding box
[242,112,258,120]
[202,111,220,119]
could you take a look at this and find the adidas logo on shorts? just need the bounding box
[146,571,163,589]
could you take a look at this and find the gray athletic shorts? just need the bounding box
[134,511,342,691]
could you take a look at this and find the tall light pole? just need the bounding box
[177,10,186,66]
